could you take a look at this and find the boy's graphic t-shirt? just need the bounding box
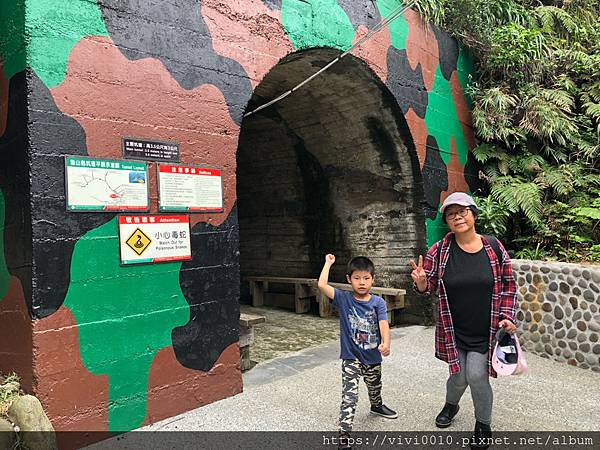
[332,288,388,365]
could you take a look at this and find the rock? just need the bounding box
[0,418,17,449]
[8,395,57,450]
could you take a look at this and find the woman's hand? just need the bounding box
[499,319,517,333]
[409,255,427,293]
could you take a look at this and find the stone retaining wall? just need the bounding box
[512,260,600,372]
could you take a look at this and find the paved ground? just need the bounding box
[142,326,598,432]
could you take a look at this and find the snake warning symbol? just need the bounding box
[125,228,152,256]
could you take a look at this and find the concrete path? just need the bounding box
[139,326,598,432]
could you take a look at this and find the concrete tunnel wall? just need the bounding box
[0,0,480,443]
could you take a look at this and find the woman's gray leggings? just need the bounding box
[445,349,493,425]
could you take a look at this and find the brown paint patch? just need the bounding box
[32,306,109,440]
[450,71,476,151]
[404,108,428,167]
[404,9,438,91]
[143,343,242,426]
[201,0,293,87]
[50,36,239,228]
[0,277,33,390]
[441,137,470,203]
[351,25,390,82]
[0,61,8,137]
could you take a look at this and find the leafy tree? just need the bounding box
[414,0,600,261]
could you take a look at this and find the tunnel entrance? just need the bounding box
[236,48,425,310]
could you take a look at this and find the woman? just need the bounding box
[410,192,517,449]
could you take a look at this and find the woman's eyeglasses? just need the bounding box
[446,208,470,221]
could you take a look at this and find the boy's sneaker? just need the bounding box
[370,404,398,419]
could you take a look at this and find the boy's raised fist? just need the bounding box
[325,254,335,264]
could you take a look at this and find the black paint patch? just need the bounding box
[432,25,458,81]
[422,135,448,219]
[100,0,252,124]
[338,0,382,30]
[173,207,240,370]
[0,71,32,308]
[27,73,111,318]
[464,149,485,194]
[385,47,428,118]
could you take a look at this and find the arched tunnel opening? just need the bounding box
[236,48,426,312]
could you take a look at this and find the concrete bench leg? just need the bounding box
[318,292,333,317]
[250,281,266,307]
[294,284,311,314]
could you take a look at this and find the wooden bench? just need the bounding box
[239,312,266,371]
[245,276,405,325]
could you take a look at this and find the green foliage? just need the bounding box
[410,0,600,262]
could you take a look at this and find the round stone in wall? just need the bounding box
[575,352,585,363]
[592,344,600,354]
[573,268,581,277]
[518,277,526,287]
[593,271,600,283]
[578,279,588,289]
[525,311,532,322]
[582,270,591,280]
[566,319,573,329]
[569,297,578,309]
[554,348,561,356]
[577,332,587,343]
[526,273,532,283]
[591,283,599,293]
[558,340,567,349]
[586,355,597,365]
[580,363,589,369]
[573,287,582,296]
[541,334,551,343]
[534,312,543,322]
[584,311,592,321]
[590,333,599,343]
[544,344,553,355]
[590,304,597,313]
[590,321,600,333]
[532,265,540,273]
[530,301,540,312]
[549,281,558,292]
[530,323,538,332]
[542,314,553,325]
[542,275,549,284]
[583,290,595,302]
[542,302,552,312]
[549,273,556,280]
[562,267,570,275]
[539,324,546,334]
[559,282,570,294]
[555,329,566,339]
[572,311,582,321]
[567,329,577,339]
[529,284,538,293]
[555,321,563,330]
[521,264,531,271]
[534,342,544,352]
[546,292,557,303]
[577,321,587,332]
[579,343,590,352]
[531,332,540,342]
[567,275,576,285]
[517,310,525,321]
[581,301,588,310]
[554,306,564,319]
[562,348,571,357]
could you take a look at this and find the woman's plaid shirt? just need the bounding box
[414,232,518,377]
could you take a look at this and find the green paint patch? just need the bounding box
[281,0,355,50]
[376,0,409,50]
[424,66,469,166]
[426,211,447,247]
[63,218,188,431]
[1,0,108,87]
[0,190,9,301]
[0,0,26,79]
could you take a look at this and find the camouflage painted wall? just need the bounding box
[0,0,477,442]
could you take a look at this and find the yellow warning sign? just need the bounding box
[126,228,152,256]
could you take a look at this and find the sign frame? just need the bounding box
[157,163,224,213]
[122,137,180,162]
[118,214,192,266]
[64,155,150,213]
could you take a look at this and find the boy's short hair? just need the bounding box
[346,256,375,277]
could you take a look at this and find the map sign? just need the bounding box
[118,215,192,265]
[65,157,149,211]
[158,164,223,212]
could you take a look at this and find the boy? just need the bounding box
[318,254,397,447]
